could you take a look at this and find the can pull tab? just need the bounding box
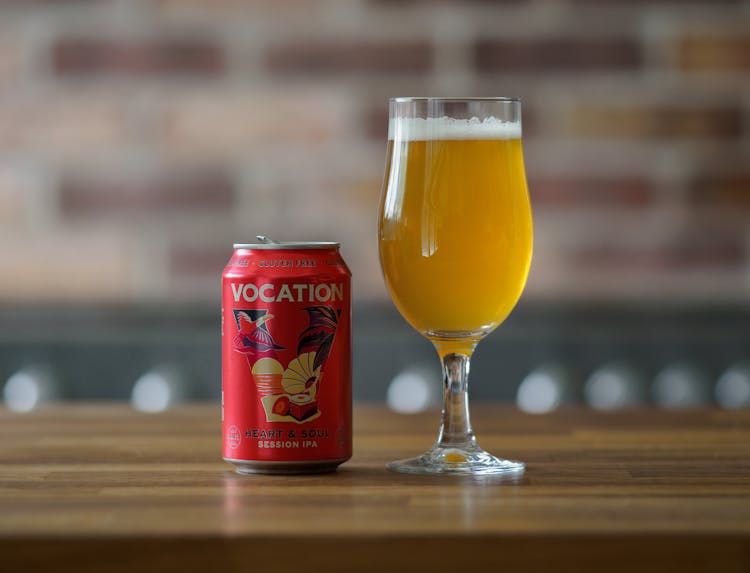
[256,235,279,244]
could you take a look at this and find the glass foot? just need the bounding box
[387,444,524,476]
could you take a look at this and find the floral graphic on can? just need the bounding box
[232,306,340,424]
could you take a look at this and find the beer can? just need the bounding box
[221,238,352,474]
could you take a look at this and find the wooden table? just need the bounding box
[1,404,748,572]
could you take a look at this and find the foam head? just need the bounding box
[388,116,521,141]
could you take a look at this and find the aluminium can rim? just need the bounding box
[233,242,340,250]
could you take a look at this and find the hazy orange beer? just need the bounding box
[221,239,352,474]
[379,122,533,337]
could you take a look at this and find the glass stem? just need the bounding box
[435,352,477,449]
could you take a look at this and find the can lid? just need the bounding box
[234,242,340,250]
[234,235,339,250]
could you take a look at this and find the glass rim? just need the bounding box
[390,97,521,103]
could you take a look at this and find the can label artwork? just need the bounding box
[221,241,352,473]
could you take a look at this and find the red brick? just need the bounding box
[266,40,432,74]
[529,177,654,208]
[574,241,745,272]
[0,37,18,85]
[53,38,224,76]
[365,102,389,140]
[0,232,132,302]
[573,106,742,139]
[155,0,315,15]
[161,91,351,157]
[0,98,124,156]
[475,39,641,72]
[61,174,235,215]
[677,34,750,72]
[171,246,228,275]
[690,173,750,210]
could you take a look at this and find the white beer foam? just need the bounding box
[388,116,521,141]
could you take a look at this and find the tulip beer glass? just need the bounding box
[378,98,533,475]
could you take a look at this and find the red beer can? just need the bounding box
[221,237,352,474]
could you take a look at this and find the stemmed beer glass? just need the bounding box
[378,98,533,475]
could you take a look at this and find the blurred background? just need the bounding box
[0,0,748,413]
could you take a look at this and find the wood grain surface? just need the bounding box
[1,404,748,572]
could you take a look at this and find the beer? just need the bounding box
[379,118,533,336]
[221,239,352,474]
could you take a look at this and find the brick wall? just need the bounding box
[0,0,747,304]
